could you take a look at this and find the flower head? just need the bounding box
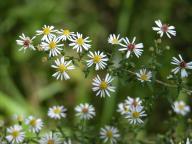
[36,25,57,41]
[75,103,96,120]
[48,106,67,119]
[152,20,176,38]
[117,102,130,115]
[41,36,63,57]
[39,132,61,144]
[51,56,75,80]
[136,69,152,82]
[119,37,143,58]
[108,34,122,45]
[125,96,142,108]
[173,101,190,116]
[69,32,91,52]
[86,51,108,70]
[92,73,115,97]
[16,33,36,52]
[57,29,75,41]
[100,126,120,144]
[171,54,192,78]
[25,116,43,133]
[6,125,25,144]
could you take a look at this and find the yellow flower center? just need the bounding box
[76,38,84,45]
[16,115,23,122]
[58,65,67,73]
[11,130,19,138]
[106,130,113,138]
[47,139,54,144]
[178,104,184,110]
[140,74,148,81]
[124,105,129,112]
[49,41,56,49]
[43,27,51,35]
[93,55,101,63]
[53,108,61,114]
[82,108,88,113]
[63,29,70,36]
[132,111,140,118]
[30,119,37,126]
[112,38,119,44]
[100,81,108,90]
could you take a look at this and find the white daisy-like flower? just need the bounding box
[75,103,96,120]
[152,20,176,38]
[16,33,36,52]
[41,36,63,57]
[48,105,67,119]
[126,106,147,124]
[69,32,91,53]
[36,25,57,41]
[13,114,24,123]
[57,29,75,41]
[39,132,61,144]
[136,69,152,82]
[25,116,43,133]
[86,51,108,70]
[92,73,115,97]
[117,102,130,115]
[172,101,190,116]
[6,125,25,144]
[108,34,122,45]
[171,54,192,78]
[63,139,72,144]
[119,37,144,58]
[125,96,142,108]
[51,56,75,80]
[100,126,120,144]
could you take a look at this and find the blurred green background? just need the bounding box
[0,0,192,140]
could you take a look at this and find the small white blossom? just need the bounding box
[41,36,63,57]
[51,56,75,80]
[119,37,143,58]
[36,25,57,41]
[186,138,191,144]
[108,34,122,45]
[136,69,152,82]
[125,96,142,108]
[117,102,130,115]
[75,103,96,120]
[86,51,108,70]
[171,54,192,78]
[16,33,35,52]
[6,125,25,144]
[57,29,75,41]
[152,20,176,38]
[92,73,115,97]
[39,132,61,144]
[48,106,67,119]
[69,32,91,52]
[173,101,190,116]
[25,116,43,133]
[100,126,120,144]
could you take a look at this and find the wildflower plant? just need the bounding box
[0,19,192,144]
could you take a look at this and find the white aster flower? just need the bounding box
[6,125,25,144]
[75,103,96,120]
[117,102,130,115]
[39,132,61,144]
[108,34,122,45]
[152,20,176,38]
[86,51,108,70]
[125,96,142,108]
[119,37,144,58]
[172,101,190,116]
[63,139,72,144]
[13,114,24,123]
[57,29,75,41]
[126,106,147,124]
[100,126,120,144]
[171,54,192,78]
[48,106,67,119]
[69,32,91,52]
[16,33,36,52]
[36,25,57,41]
[51,56,75,80]
[41,36,63,57]
[25,116,43,133]
[136,69,152,82]
[92,73,115,97]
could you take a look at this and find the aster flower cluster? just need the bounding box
[8,19,192,143]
